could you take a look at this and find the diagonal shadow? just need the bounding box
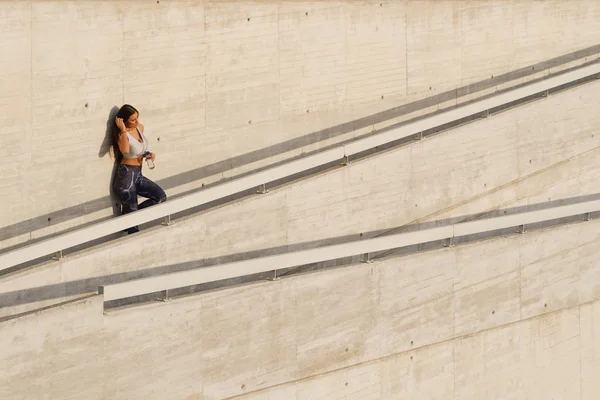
[1,45,599,247]
[1,192,599,315]
[1,59,599,278]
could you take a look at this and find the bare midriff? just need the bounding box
[119,127,144,166]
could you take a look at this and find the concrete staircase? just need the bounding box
[2,77,600,321]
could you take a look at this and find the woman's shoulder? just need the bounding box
[138,123,145,133]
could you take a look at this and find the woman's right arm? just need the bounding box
[117,131,130,154]
[115,118,130,155]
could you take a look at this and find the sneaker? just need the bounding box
[125,226,140,234]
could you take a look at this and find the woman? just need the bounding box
[112,104,166,234]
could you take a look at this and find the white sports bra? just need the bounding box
[122,127,149,159]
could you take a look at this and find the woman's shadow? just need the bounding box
[98,106,122,218]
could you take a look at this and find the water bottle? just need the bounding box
[145,151,155,170]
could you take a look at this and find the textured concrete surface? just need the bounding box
[2,2,600,398]
[1,0,600,250]
[2,219,600,399]
[2,77,600,318]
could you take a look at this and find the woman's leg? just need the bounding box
[136,175,167,210]
[113,165,141,234]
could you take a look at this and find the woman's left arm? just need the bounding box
[139,123,156,161]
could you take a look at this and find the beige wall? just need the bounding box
[1,0,600,250]
[2,218,600,399]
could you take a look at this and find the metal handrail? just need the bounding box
[100,199,600,302]
[2,63,599,273]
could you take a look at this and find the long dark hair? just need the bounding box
[112,104,139,163]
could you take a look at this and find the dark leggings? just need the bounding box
[113,164,166,233]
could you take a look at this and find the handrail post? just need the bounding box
[267,270,280,281]
[517,224,526,234]
[342,154,350,166]
[162,215,172,226]
[157,289,171,302]
[256,184,269,194]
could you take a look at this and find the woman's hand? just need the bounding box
[115,117,126,132]
[139,152,156,163]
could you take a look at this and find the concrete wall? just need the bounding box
[2,0,600,250]
[233,303,593,400]
[2,218,600,399]
[3,74,600,318]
